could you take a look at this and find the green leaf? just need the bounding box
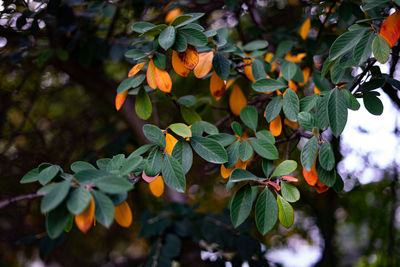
[231,121,243,137]
[143,124,166,148]
[70,161,96,173]
[271,160,297,177]
[20,168,40,184]
[66,187,91,214]
[372,34,390,63]
[224,141,240,168]
[328,88,348,137]
[333,173,344,192]
[342,88,361,111]
[135,88,152,120]
[171,15,193,26]
[239,140,253,162]
[190,136,228,164]
[169,123,192,138]
[124,49,148,60]
[162,154,186,192]
[127,144,153,159]
[177,95,196,106]
[297,111,315,131]
[175,13,205,28]
[252,78,287,93]
[255,188,278,234]
[282,88,300,121]
[159,26,176,50]
[95,176,133,194]
[173,33,188,52]
[120,156,143,176]
[256,130,275,144]
[144,149,163,177]
[46,203,71,239]
[329,29,366,60]
[363,92,383,115]
[180,28,208,47]
[251,59,267,80]
[92,190,114,228]
[212,52,230,80]
[181,106,202,124]
[153,52,167,70]
[281,60,297,81]
[230,184,255,228]
[38,165,61,185]
[301,136,318,172]
[240,106,258,131]
[300,95,318,112]
[229,168,260,183]
[262,159,274,177]
[172,140,193,174]
[265,96,282,123]
[250,138,279,160]
[316,163,336,187]
[191,121,218,136]
[275,40,293,59]
[318,142,335,171]
[277,195,294,228]
[280,182,300,203]
[207,133,238,147]
[353,30,374,65]
[117,75,146,94]
[41,180,71,213]
[315,95,329,130]
[243,40,268,51]
[131,22,156,33]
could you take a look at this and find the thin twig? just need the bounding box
[349,59,377,94]
[316,0,338,43]
[0,193,44,209]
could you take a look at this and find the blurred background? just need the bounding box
[0,0,399,266]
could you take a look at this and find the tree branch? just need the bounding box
[0,193,44,209]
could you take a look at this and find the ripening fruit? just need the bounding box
[165,133,178,155]
[379,10,400,48]
[210,71,226,100]
[114,201,133,228]
[75,196,95,233]
[194,51,213,78]
[149,175,164,197]
[128,62,147,78]
[165,8,182,24]
[299,18,311,40]
[270,116,282,136]
[115,91,128,111]
[229,84,247,116]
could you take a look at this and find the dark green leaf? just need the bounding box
[173,33,188,52]
[212,52,230,80]
[20,168,40,184]
[117,75,146,94]
[145,149,163,176]
[46,203,71,239]
[229,168,260,183]
[224,141,240,168]
[372,34,390,63]
[172,140,193,174]
[230,184,255,228]
[363,91,383,115]
[243,40,268,51]
[143,124,166,148]
[159,26,176,50]
[301,136,318,172]
[135,88,152,120]
[66,187,91,214]
[329,29,366,60]
[316,163,336,187]
[231,121,243,137]
[265,96,282,123]
[95,176,133,194]
[180,28,208,47]
[281,60,297,81]
[251,59,267,80]
[153,52,167,70]
[250,138,279,160]
[41,180,71,213]
[256,130,275,144]
[190,136,228,164]
[318,142,335,171]
[240,106,258,131]
[282,88,299,121]
[239,140,253,162]
[70,161,96,173]
[252,78,287,93]
[207,133,238,147]
[38,165,61,185]
[162,154,186,192]
[262,159,274,177]
[328,88,348,137]
[92,190,114,228]
[255,188,278,234]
